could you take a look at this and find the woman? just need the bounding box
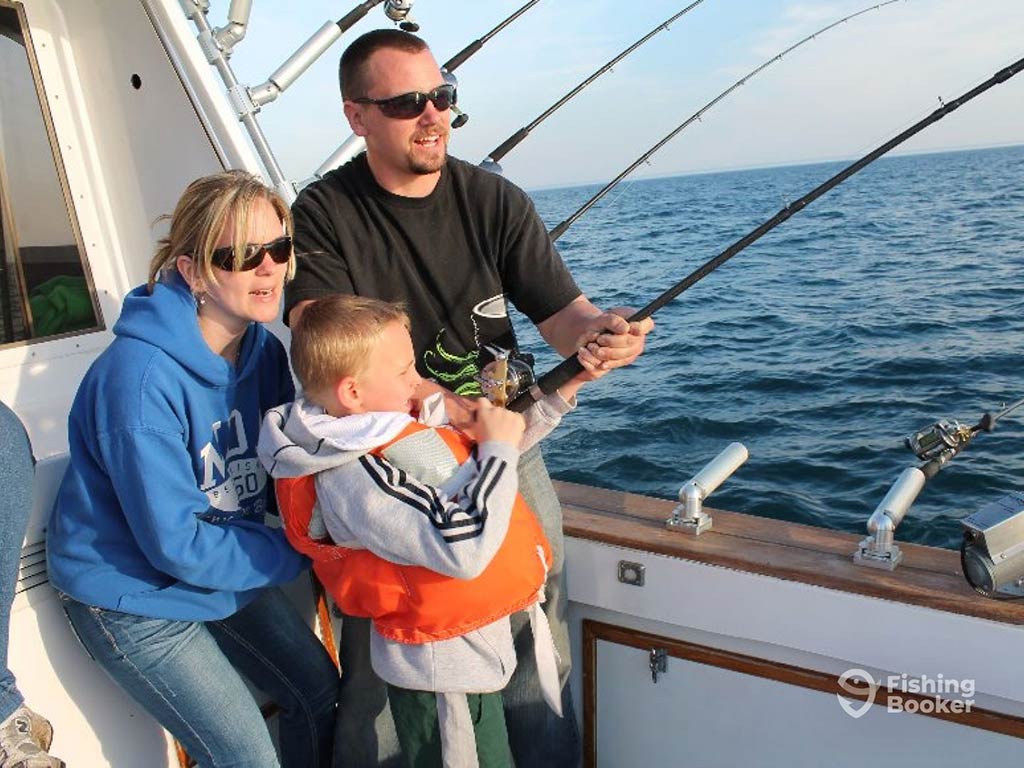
[46,171,338,767]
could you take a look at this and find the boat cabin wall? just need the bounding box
[0,0,266,545]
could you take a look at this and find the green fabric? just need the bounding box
[28,274,96,337]
[388,684,512,768]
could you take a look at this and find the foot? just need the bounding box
[0,707,64,768]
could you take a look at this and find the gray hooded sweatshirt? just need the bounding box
[257,393,570,766]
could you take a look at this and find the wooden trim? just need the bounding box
[582,619,1024,767]
[557,480,1024,625]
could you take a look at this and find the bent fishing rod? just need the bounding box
[481,1,706,174]
[548,0,906,241]
[311,0,541,177]
[506,53,1024,413]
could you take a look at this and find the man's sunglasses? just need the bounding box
[352,83,456,120]
[210,235,292,272]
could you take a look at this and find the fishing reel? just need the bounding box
[441,70,469,129]
[905,419,974,462]
[479,348,535,408]
[383,0,419,32]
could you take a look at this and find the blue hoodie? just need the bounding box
[47,272,306,620]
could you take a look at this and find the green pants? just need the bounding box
[388,684,513,768]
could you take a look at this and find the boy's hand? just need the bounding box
[574,333,610,383]
[415,379,482,439]
[475,398,525,446]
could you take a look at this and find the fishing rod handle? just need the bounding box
[442,40,483,72]
[338,0,381,31]
[507,355,583,413]
[489,128,530,165]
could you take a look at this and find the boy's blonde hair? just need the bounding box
[148,170,294,291]
[291,294,411,400]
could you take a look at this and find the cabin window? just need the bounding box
[0,3,101,346]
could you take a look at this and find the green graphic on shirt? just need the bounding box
[423,329,482,397]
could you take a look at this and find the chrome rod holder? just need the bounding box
[667,442,748,536]
[211,0,252,57]
[854,467,925,570]
[250,21,343,107]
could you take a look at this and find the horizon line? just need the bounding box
[525,141,1024,195]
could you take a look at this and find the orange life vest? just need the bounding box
[275,422,552,644]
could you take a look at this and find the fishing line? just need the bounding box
[479,1,706,174]
[548,0,909,241]
[507,54,1024,412]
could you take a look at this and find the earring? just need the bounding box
[195,292,206,307]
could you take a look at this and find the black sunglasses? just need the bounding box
[209,235,292,272]
[352,83,456,120]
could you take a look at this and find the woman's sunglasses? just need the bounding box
[352,83,456,120]
[210,235,292,272]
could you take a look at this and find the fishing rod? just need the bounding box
[905,396,1024,478]
[857,395,1024,577]
[189,0,409,200]
[311,0,541,177]
[441,0,541,129]
[480,1,706,175]
[505,53,1024,412]
[548,0,906,242]
[957,395,1024,599]
[442,0,540,73]
[246,0,403,109]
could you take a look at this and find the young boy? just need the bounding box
[257,294,605,768]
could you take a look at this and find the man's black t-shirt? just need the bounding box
[287,155,581,395]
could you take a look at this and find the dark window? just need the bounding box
[0,3,100,345]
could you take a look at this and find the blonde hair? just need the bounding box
[147,170,294,291]
[291,294,411,399]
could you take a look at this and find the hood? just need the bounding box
[113,271,259,386]
[258,397,416,479]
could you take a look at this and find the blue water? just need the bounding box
[520,145,1024,549]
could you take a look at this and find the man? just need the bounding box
[286,29,653,767]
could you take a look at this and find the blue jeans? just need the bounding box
[0,401,34,722]
[332,446,580,768]
[60,587,339,767]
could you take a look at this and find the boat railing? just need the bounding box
[180,0,401,203]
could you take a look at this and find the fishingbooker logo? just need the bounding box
[837,668,975,719]
[198,409,267,517]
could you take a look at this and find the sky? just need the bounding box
[212,0,1024,191]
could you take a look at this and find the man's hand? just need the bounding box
[537,296,654,372]
[581,307,654,371]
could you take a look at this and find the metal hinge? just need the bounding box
[650,647,668,683]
